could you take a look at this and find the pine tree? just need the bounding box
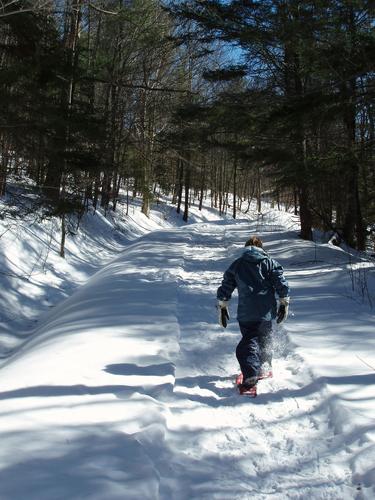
[168,0,375,248]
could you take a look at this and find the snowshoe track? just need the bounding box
[160,221,355,499]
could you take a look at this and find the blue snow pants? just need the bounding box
[236,321,273,379]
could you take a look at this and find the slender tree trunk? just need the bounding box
[0,137,9,196]
[60,214,66,258]
[176,159,183,214]
[183,157,190,222]
[257,166,262,213]
[232,153,237,219]
[299,137,313,240]
[93,176,100,210]
[199,163,205,211]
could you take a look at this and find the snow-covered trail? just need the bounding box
[0,212,374,499]
[160,220,357,499]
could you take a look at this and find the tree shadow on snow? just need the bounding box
[0,379,176,402]
[0,426,159,500]
[104,362,175,377]
[172,371,375,410]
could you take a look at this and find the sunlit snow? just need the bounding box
[0,196,374,499]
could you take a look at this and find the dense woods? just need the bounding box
[0,0,374,252]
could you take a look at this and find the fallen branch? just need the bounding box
[356,355,375,372]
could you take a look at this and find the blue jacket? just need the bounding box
[217,246,290,322]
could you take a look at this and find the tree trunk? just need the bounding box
[176,159,183,214]
[299,184,313,240]
[60,214,66,258]
[257,166,261,213]
[199,163,205,211]
[232,154,237,219]
[341,5,365,250]
[183,158,190,222]
[0,139,8,196]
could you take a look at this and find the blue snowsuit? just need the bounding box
[217,246,290,379]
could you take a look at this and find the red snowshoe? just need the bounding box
[236,368,273,397]
[258,368,273,380]
[235,373,257,397]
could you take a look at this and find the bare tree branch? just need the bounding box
[80,75,198,94]
[0,0,50,18]
[87,2,118,16]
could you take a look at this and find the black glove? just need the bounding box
[277,297,290,324]
[217,300,230,328]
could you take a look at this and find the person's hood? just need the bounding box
[242,246,268,263]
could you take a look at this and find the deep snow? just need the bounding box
[0,196,374,499]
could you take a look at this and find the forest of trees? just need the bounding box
[0,0,374,253]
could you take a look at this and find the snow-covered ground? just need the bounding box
[0,195,374,499]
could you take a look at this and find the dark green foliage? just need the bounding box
[0,5,106,207]
[203,65,248,81]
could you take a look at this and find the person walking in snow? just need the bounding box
[217,236,290,391]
